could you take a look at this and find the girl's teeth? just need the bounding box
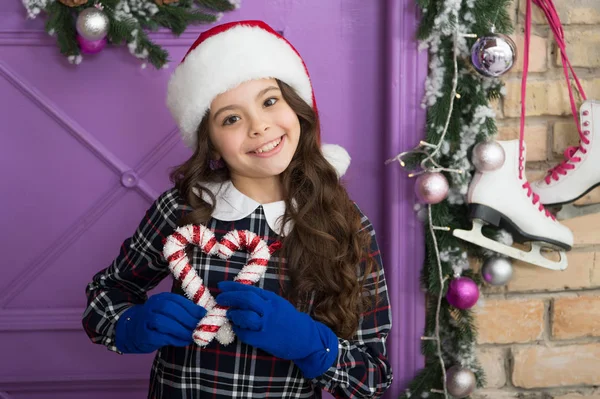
[255,138,281,153]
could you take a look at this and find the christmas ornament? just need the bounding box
[453,140,570,271]
[76,34,107,54]
[471,33,517,77]
[163,224,281,347]
[472,140,505,172]
[414,172,449,204]
[446,365,476,398]
[76,6,109,41]
[481,256,513,286]
[446,276,480,309]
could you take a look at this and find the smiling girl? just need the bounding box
[82,20,393,399]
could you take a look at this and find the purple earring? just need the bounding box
[209,158,225,170]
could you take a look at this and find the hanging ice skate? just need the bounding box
[534,100,600,206]
[527,0,599,206]
[452,140,573,270]
[454,0,576,271]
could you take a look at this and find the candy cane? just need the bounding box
[163,224,273,347]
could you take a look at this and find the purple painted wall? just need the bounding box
[0,0,425,398]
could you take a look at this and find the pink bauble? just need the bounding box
[414,172,449,204]
[76,34,107,54]
[446,277,480,309]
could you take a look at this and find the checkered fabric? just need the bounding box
[82,188,392,398]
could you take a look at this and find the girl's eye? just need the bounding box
[264,97,278,107]
[223,115,240,126]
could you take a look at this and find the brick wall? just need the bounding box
[473,1,600,398]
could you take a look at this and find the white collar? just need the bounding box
[191,180,291,236]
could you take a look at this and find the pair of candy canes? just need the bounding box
[163,224,279,346]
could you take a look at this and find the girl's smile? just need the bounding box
[248,135,285,157]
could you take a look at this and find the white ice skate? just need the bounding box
[453,140,573,270]
[532,100,600,206]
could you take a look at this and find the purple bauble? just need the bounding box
[76,34,107,54]
[414,172,449,204]
[446,277,480,309]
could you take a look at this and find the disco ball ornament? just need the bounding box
[472,140,505,172]
[446,365,476,398]
[446,277,480,309]
[76,7,110,41]
[471,33,517,77]
[481,256,513,286]
[414,172,449,204]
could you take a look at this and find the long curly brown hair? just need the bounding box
[169,79,378,339]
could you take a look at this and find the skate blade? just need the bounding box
[453,220,568,271]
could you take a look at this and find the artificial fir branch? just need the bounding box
[45,2,80,57]
[106,13,136,45]
[136,29,169,69]
[198,0,238,12]
[101,0,120,9]
[471,0,514,34]
[153,6,219,35]
[399,1,513,398]
[23,0,240,68]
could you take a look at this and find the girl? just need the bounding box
[82,20,392,399]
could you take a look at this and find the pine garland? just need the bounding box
[22,0,240,69]
[399,0,514,397]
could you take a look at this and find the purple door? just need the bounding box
[0,0,425,398]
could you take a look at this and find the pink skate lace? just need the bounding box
[520,0,587,216]
[522,181,556,220]
[544,140,589,183]
[521,0,588,185]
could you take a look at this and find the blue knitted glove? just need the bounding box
[216,281,338,378]
[115,292,207,354]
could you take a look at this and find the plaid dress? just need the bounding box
[82,184,393,398]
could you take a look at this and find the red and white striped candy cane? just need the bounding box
[163,224,231,345]
[163,224,274,347]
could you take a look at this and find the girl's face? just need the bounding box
[208,78,301,183]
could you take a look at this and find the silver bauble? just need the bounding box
[482,256,513,286]
[414,172,449,205]
[471,33,517,77]
[76,7,110,41]
[472,140,505,172]
[446,365,476,398]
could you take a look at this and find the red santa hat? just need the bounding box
[166,20,350,177]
